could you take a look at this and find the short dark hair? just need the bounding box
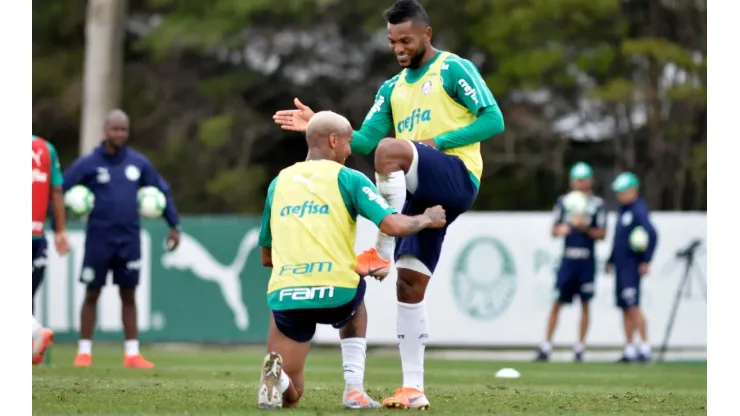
[383,0,430,26]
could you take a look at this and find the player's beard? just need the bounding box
[407,45,426,69]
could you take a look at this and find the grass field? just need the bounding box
[33,344,707,415]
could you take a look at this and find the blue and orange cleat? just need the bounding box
[355,248,391,279]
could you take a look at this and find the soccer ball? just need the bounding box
[64,185,95,216]
[137,186,167,219]
[629,226,649,252]
[562,190,589,216]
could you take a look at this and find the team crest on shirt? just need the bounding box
[125,165,141,182]
[621,211,633,226]
[421,80,432,95]
[96,167,111,183]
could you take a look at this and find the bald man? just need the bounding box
[62,109,182,368]
[256,111,447,410]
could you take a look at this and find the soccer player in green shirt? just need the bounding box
[273,0,505,408]
[257,111,446,410]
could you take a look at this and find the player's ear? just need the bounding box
[329,133,337,149]
[424,26,432,42]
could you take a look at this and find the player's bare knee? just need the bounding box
[339,302,367,339]
[83,287,101,304]
[395,269,429,303]
[375,138,412,174]
[119,287,136,305]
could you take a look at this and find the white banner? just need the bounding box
[34,231,153,333]
[314,212,707,348]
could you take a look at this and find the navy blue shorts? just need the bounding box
[555,258,595,304]
[32,238,48,297]
[80,239,141,288]
[615,260,641,309]
[272,279,367,343]
[394,141,478,274]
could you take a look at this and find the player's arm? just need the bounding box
[341,168,445,236]
[140,159,181,230]
[259,178,277,267]
[50,154,88,232]
[351,81,396,155]
[432,57,505,150]
[48,143,67,234]
[587,201,607,240]
[635,206,659,263]
[552,197,569,237]
[61,155,90,192]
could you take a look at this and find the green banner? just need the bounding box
[37,216,272,343]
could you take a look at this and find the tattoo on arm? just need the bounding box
[402,216,431,235]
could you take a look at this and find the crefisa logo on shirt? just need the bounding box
[280,200,329,218]
[396,108,432,134]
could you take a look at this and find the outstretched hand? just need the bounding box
[272,98,315,132]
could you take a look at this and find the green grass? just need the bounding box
[33,344,706,415]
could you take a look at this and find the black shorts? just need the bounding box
[272,279,367,343]
[32,238,48,297]
[394,141,478,274]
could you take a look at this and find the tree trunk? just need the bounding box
[79,0,126,155]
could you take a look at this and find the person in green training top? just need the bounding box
[256,111,446,410]
[32,134,70,365]
[273,0,505,408]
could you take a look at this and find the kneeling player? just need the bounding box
[256,111,446,410]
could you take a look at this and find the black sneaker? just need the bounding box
[637,353,651,363]
[574,351,584,362]
[534,349,549,362]
[616,355,635,363]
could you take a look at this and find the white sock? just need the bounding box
[574,343,585,354]
[78,339,93,355]
[124,340,140,356]
[341,337,367,391]
[32,316,42,338]
[279,370,290,394]
[624,344,637,359]
[375,171,407,260]
[540,341,552,353]
[639,342,652,357]
[397,301,428,391]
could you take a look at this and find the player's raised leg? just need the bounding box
[356,138,415,277]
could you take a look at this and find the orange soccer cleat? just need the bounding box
[32,328,54,365]
[123,354,155,368]
[382,387,430,410]
[355,248,391,279]
[73,353,92,367]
